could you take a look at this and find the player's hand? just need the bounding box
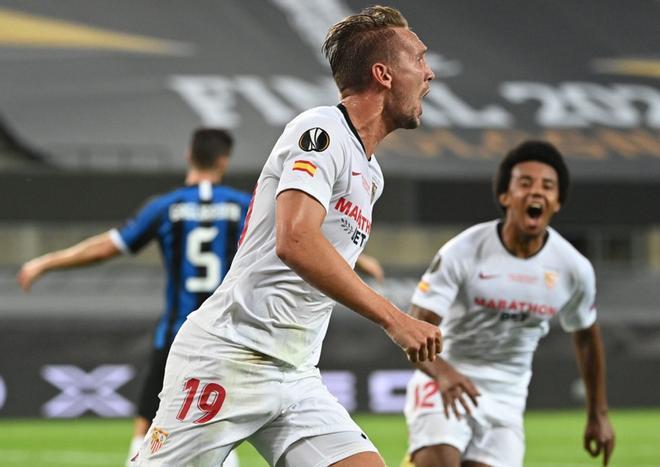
[17,260,44,292]
[436,365,480,420]
[385,311,442,363]
[584,412,615,466]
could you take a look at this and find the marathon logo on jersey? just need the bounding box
[418,280,430,293]
[299,127,330,152]
[335,197,372,247]
[169,202,242,222]
[292,159,317,176]
[474,296,558,318]
[149,427,169,455]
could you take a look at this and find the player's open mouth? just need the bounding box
[526,203,544,219]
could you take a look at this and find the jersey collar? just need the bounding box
[337,103,367,156]
[496,221,550,259]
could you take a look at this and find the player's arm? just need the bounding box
[17,231,120,292]
[573,323,615,466]
[410,305,480,419]
[355,253,385,283]
[275,189,441,363]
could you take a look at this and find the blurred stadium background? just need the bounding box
[1,0,659,465]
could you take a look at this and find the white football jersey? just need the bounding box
[411,220,597,393]
[189,105,384,369]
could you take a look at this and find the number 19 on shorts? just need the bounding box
[176,378,226,424]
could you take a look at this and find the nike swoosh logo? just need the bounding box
[478,272,499,280]
[351,171,361,176]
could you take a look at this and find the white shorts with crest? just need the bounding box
[132,320,376,466]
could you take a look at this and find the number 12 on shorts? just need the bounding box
[414,381,439,410]
[176,378,226,424]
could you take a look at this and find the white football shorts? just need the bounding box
[132,320,376,466]
[404,370,525,467]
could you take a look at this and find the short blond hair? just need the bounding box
[322,5,408,92]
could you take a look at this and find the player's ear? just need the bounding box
[372,62,392,89]
[498,192,510,209]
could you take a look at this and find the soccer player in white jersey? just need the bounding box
[132,6,439,467]
[403,141,615,467]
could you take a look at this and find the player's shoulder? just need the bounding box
[141,187,185,210]
[284,106,349,143]
[123,187,185,224]
[547,227,594,276]
[427,221,496,272]
[443,220,498,256]
[213,185,252,205]
[162,185,199,202]
[291,105,343,126]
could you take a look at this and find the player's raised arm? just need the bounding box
[17,231,120,292]
[573,324,615,466]
[275,189,441,363]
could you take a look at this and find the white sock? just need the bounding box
[223,450,239,467]
[126,435,144,467]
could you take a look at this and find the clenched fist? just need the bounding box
[385,311,442,363]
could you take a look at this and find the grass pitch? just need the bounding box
[0,409,657,466]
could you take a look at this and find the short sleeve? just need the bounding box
[411,242,466,320]
[276,121,348,212]
[558,260,598,332]
[113,196,166,254]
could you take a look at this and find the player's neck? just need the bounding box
[185,169,222,186]
[500,221,547,258]
[340,94,389,158]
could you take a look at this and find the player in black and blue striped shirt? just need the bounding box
[18,128,251,466]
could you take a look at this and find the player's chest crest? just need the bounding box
[349,165,377,203]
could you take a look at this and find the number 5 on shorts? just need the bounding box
[176,378,226,424]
